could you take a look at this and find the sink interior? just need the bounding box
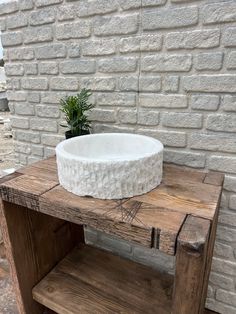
[60,133,163,161]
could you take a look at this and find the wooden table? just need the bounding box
[0,157,223,314]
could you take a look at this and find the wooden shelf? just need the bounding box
[33,244,173,314]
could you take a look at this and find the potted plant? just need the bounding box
[60,88,94,139]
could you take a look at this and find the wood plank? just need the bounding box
[39,185,185,255]
[18,165,58,182]
[172,215,210,314]
[133,179,222,220]
[0,200,83,314]
[200,188,222,312]
[0,174,58,210]
[163,164,206,184]
[204,171,224,186]
[33,245,173,314]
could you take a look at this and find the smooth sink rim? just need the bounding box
[56,133,163,163]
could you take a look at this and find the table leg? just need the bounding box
[0,200,84,314]
[172,215,211,314]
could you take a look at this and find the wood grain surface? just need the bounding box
[0,157,223,256]
[33,244,173,314]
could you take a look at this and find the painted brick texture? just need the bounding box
[1,1,236,313]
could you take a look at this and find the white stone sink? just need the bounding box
[56,133,163,199]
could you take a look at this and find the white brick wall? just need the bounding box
[0,0,236,313]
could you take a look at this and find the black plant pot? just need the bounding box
[65,130,90,139]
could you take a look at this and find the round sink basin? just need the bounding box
[56,133,163,199]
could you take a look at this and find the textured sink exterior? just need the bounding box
[56,133,163,199]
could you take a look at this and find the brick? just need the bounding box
[190,133,236,153]
[119,0,141,10]
[24,26,53,44]
[140,94,187,108]
[39,62,58,75]
[36,105,60,118]
[229,195,236,210]
[76,0,118,17]
[0,1,18,15]
[191,94,219,111]
[8,47,34,60]
[94,14,139,36]
[15,103,35,116]
[137,110,159,126]
[22,78,48,90]
[31,118,57,132]
[209,273,234,290]
[1,31,22,47]
[139,76,161,92]
[41,134,64,146]
[132,245,174,274]
[139,129,186,147]
[118,76,138,92]
[50,77,78,91]
[30,8,55,26]
[89,109,116,122]
[67,43,80,58]
[24,63,38,75]
[163,112,202,128]
[15,142,31,154]
[57,4,75,21]
[214,242,234,259]
[143,0,167,6]
[35,0,63,7]
[120,0,166,10]
[28,92,40,103]
[98,57,137,73]
[143,6,198,30]
[223,27,236,47]
[60,60,96,74]
[35,44,66,59]
[16,130,40,144]
[118,109,137,124]
[120,35,162,53]
[11,117,29,129]
[202,2,236,25]
[4,64,24,76]
[207,114,236,133]
[183,75,236,92]
[222,95,236,112]
[18,0,34,10]
[224,176,236,193]
[219,212,236,228]
[98,232,132,255]
[41,92,66,104]
[208,155,236,174]
[166,29,220,50]
[7,12,28,29]
[31,145,44,157]
[195,52,223,71]
[164,150,205,168]
[141,54,192,72]
[163,76,179,93]
[227,51,236,70]
[82,39,116,56]
[80,77,116,92]
[56,21,91,39]
[216,290,236,307]
[44,147,56,158]
[6,91,27,101]
[97,93,136,107]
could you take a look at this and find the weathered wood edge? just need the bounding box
[203,171,224,187]
[172,215,211,314]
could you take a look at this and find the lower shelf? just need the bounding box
[33,244,173,314]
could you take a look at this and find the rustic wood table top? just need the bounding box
[0,156,223,256]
